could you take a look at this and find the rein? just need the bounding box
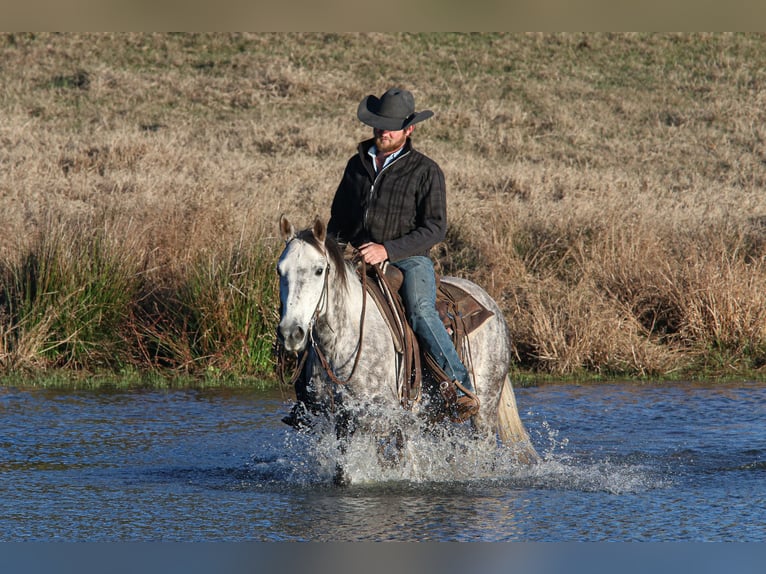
[312,257,368,386]
[275,341,309,387]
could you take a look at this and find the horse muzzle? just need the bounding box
[277,321,308,354]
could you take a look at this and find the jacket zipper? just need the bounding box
[364,150,409,232]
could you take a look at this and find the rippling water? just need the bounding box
[1,381,764,541]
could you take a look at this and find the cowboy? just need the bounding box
[326,87,480,422]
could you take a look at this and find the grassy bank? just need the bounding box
[1,33,766,385]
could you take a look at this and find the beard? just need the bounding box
[374,131,407,155]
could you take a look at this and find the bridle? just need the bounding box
[276,239,369,388]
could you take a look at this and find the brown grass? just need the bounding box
[2,32,766,380]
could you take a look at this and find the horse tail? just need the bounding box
[497,375,540,464]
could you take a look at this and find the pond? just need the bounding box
[1,380,764,542]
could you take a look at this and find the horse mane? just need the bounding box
[295,227,350,290]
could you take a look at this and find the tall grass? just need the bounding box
[129,235,278,376]
[453,212,766,377]
[0,213,280,377]
[0,216,144,370]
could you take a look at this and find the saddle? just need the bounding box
[359,262,494,408]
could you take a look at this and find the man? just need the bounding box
[326,87,479,422]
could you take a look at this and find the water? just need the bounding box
[1,381,764,541]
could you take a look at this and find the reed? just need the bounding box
[0,215,144,370]
[675,225,766,371]
[0,211,280,377]
[453,210,766,377]
[129,234,279,376]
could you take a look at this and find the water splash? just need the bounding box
[274,405,533,486]
[266,404,670,495]
[517,413,671,494]
[517,455,670,495]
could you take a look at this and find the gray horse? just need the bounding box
[276,215,538,479]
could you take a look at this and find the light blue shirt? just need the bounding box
[368,144,405,173]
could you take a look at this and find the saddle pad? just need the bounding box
[436,281,494,337]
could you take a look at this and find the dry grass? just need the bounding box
[1,32,766,380]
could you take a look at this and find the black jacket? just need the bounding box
[327,138,447,262]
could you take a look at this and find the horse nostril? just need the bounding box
[290,326,305,345]
[279,322,306,351]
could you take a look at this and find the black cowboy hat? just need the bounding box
[357,87,434,131]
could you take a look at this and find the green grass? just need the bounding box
[0,368,278,391]
[0,216,280,382]
[0,220,142,370]
[131,240,278,375]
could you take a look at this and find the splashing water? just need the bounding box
[274,401,664,495]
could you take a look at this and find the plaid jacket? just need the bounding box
[327,138,447,262]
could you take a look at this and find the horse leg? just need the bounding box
[331,405,356,486]
[333,463,351,487]
[282,349,328,430]
[333,401,408,480]
[376,427,405,467]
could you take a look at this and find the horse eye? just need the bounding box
[315,267,324,276]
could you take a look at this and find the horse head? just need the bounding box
[277,215,331,353]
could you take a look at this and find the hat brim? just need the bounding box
[357,96,433,131]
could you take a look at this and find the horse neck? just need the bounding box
[314,261,397,390]
[313,261,366,358]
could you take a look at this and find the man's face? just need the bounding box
[373,126,413,154]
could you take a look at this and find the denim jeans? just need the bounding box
[392,256,473,392]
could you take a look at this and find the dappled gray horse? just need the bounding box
[276,215,538,472]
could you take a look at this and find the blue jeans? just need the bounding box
[392,256,473,392]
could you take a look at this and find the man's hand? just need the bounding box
[358,242,388,265]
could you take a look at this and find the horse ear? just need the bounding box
[312,216,326,245]
[279,214,295,242]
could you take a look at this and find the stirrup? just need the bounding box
[439,380,480,423]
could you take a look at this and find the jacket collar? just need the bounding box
[358,137,413,163]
